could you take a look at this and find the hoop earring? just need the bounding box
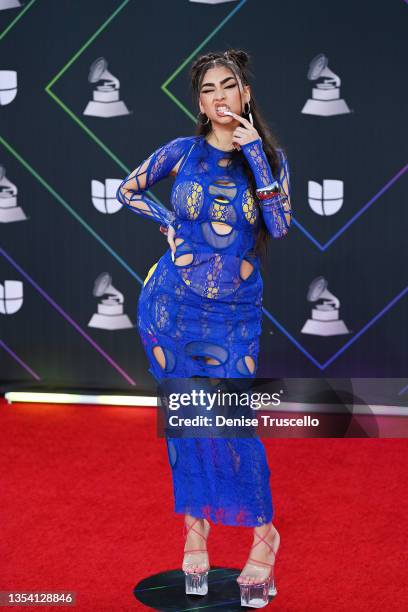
[197,111,210,125]
[244,101,253,126]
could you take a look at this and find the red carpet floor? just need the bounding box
[0,398,407,611]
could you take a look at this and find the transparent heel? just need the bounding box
[239,580,270,608]
[184,569,209,596]
[182,517,210,597]
[268,575,277,597]
[237,524,279,608]
[238,573,277,608]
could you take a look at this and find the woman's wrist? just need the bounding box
[163,211,176,228]
[241,138,276,188]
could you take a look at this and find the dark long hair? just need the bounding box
[190,49,283,260]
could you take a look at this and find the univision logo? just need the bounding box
[308,179,344,216]
[0,280,23,314]
[0,70,17,106]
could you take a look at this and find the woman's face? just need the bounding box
[198,64,250,125]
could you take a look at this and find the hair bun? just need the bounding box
[224,49,250,68]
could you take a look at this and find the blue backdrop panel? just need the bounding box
[0,0,407,392]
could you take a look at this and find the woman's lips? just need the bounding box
[215,107,233,116]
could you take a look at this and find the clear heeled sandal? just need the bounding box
[237,523,279,608]
[182,517,210,596]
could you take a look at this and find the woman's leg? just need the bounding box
[183,513,211,573]
[237,522,280,585]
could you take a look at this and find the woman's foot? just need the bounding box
[182,514,211,574]
[237,523,280,586]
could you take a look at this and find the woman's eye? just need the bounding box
[202,84,236,94]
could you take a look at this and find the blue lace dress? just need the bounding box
[117,134,291,526]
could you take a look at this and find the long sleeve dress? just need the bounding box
[117,134,291,526]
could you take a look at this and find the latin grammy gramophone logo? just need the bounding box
[0,70,17,106]
[88,273,133,330]
[91,178,122,214]
[83,57,131,118]
[301,53,351,116]
[308,179,344,216]
[301,276,350,336]
[0,0,22,10]
[0,165,28,223]
[0,280,23,315]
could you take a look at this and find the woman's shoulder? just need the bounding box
[150,134,199,155]
[164,136,201,176]
[167,134,201,149]
[152,135,200,167]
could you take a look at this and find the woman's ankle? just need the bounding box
[185,515,210,530]
[252,523,279,556]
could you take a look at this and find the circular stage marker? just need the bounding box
[133,565,277,610]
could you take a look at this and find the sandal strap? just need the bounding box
[184,548,208,554]
[245,524,277,571]
[183,518,209,543]
[247,556,274,569]
[251,523,275,556]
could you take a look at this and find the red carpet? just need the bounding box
[0,398,406,611]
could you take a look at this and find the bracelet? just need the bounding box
[256,181,280,200]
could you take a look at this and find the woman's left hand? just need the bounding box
[227,111,261,148]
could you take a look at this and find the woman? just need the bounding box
[117,49,291,608]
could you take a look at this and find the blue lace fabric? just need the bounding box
[117,135,292,526]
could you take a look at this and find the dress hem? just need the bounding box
[173,506,274,528]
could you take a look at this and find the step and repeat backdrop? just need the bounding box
[0,0,407,393]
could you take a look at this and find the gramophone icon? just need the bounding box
[0,165,27,223]
[83,57,130,118]
[0,0,22,10]
[301,276,350,336]
[301,53,351,116]
[88,272,133,330]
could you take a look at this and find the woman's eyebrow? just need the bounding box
[201,76,236,89]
